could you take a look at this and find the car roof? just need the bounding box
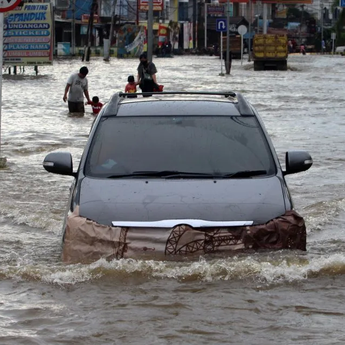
[101,91,256,117]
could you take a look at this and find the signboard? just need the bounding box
[216,18,227,32]
[0,0,21,12]
[340,0,345,7]
[238,25,247,35]
[158,24,168,46]
[207,5,224,16]
[139,0,163,11]
[81,14,99,23]
[213,3,233,16]
[57,42,70,56]
[3,3,53,66]
[55,0,70,11]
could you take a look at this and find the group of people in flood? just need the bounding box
[63,52,161,115]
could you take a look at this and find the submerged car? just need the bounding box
[43,91,313,264]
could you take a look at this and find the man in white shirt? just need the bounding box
[63,66,91,113]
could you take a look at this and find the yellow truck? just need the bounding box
[252,34,288,71]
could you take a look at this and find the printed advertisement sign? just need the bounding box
[207,5,224,16]
[3,3,53,66]
[139,0,163,11]
[158,25,168,46]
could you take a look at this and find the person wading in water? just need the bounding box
[136,52,158,97]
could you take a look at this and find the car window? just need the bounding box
[84,115,276,177]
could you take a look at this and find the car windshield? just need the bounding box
[84,115,276,178]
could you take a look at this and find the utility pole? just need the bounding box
[248,0,252,62]
[321,2,324,54]
[193,0,197,49]
[104,0,117,61]
[262,3,267,34]
[299,4,304,44]
[225,0,230,74]
[71,0,76,56]
[204,3,207,49]
[82,0,97,61]
[147,0,153,60]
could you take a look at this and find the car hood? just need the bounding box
[77,177,287,226]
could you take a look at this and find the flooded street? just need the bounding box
[1,54,345,344]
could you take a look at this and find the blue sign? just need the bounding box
[216,18,227,32]
[341,0,345,7]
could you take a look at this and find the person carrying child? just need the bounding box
[86,96,103,116]
[125,75,137,98]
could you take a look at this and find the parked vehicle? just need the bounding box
[335,46,345,55]
[253,34,288,71]
[43,91,312,264]
[221,35,243,59]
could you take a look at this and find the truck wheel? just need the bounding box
[278,61,288,71]
[254,61,263,71]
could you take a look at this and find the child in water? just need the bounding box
[124,75,137,98]
[86,96,103,116]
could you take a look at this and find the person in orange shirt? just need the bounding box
[125,75,137,98]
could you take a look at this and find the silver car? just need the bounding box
[43,91,313,263]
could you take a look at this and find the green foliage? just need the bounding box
[334,8,345,46]
[286,5,311,20]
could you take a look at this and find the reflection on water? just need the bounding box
[1,54,345,344]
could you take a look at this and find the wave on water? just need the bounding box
[2,251,345,287]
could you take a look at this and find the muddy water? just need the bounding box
[1,54,345,344]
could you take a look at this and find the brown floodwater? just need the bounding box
[1,54,345,344]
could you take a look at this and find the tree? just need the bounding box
[334,9,345,46]
[332,0,345,46]
[286,5,311,21]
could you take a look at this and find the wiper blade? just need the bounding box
[107,171,219,179]
[222,170,267,178]
[106,171,167,178]
[107,170,268,179]
[164,172,221,179]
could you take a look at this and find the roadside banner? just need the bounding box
[125,26,146,56]
[3,3,53,66]
[0,0,22,167]
[158,25,168,47]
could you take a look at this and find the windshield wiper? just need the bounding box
[107,171,220,179]
[221,170,267,178]
[165,170,268,179]
[107,170,267,179]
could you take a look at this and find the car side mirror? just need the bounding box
[43,152,74,176]
[284,151,313,176]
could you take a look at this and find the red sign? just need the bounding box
[81,14,100,23]
[139,0,163,11]
[0,0,22,12]
[158,24,168,46]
